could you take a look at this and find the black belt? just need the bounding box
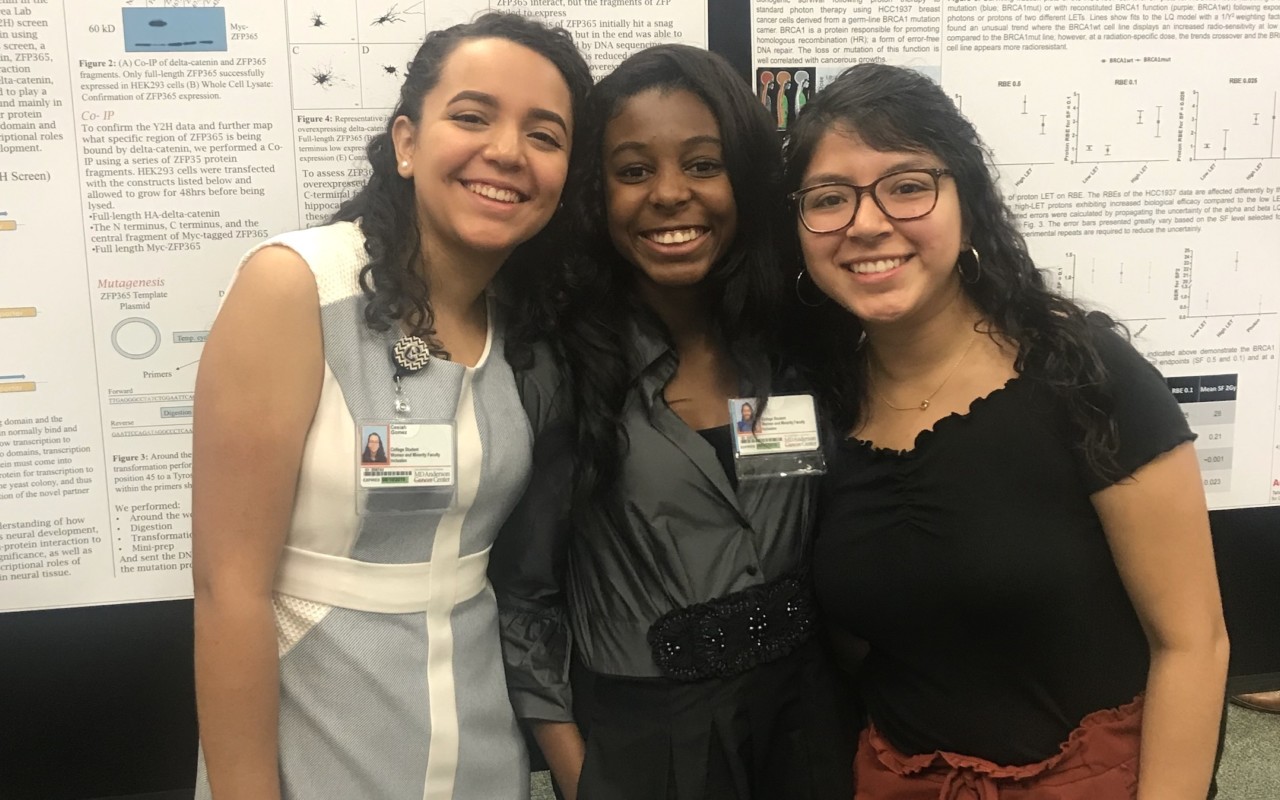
[647,572,816,682]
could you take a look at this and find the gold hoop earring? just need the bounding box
[956,247,982,284]
[795,269,826,307]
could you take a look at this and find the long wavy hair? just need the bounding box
[552,45,791,503]
[783,63,1122,475]
[330,13,592,350]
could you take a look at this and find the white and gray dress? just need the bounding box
[195,221,532,799]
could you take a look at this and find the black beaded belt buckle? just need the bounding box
[647,573,815,682]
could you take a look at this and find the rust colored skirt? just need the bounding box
[853,696,1143,800]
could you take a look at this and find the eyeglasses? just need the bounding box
[789,168,954,234]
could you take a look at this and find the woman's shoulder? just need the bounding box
[234,221,367,307]
[1021,313,1150,381]
[225,243,318,311]
[1080,318,1165,384]
[248,220,364,263]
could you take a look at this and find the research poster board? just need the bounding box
[1,0,1277,613]
[0,0,708,612]
[754,0,1280,504]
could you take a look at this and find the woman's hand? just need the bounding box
[533,720,587,800]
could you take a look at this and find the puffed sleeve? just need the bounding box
[1076,325,1197,494]
[489,346,576,722]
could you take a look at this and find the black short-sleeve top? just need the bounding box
[812,327,1195,766]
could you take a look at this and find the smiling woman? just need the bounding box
[189,13,591,800]
[391,48,574,272]
[602,88,738,295]
[785,63,1229,800]
[489,44,855,800]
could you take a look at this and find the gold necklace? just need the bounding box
[871,332,979,411]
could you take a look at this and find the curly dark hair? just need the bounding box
[782,63,1122,475]
[330,12,592,350]
[551,44,792,502]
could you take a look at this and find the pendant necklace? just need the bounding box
[872,331,979,412]
[390,334,434,416]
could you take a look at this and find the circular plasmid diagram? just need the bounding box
[111,317,162,359]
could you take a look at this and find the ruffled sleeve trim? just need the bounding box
[497,599,574,723]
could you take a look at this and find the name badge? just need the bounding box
[730,394,821,456]
[728,394,826,480]
[357,420,456,490]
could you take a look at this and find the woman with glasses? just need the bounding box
[785,63,1228,799]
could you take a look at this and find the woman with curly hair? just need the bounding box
[786,63,1228,799]
[191,13,590,799]
[491,45,854,800]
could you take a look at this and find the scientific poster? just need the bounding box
[753,0,1280,508]
[0,0,707,612]
[3,0,1276,613]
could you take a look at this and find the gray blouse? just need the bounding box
[490,320,820,723]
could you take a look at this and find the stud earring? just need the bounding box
[400,160,409,168]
